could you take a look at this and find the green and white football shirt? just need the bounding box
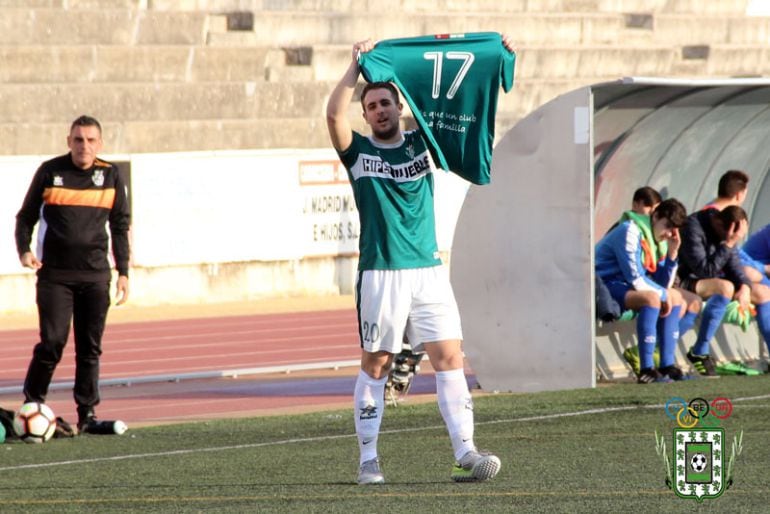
[338,130,441,271]
[359,32,516,185]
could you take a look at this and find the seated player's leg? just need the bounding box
[745,266,765,284]
[676,287,701,339]
[750,281,770,357]
[657,288,692,381]
[623,289,670,383]
[686,278,734,376]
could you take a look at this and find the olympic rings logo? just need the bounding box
[664,397,733,428]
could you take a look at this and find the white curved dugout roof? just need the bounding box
[595,78,770,236]
[451,77,770,393]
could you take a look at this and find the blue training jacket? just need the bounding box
[595,220,678,302]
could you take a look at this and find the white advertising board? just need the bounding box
[1,149,469,272]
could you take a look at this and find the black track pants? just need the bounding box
[23,279,110,409]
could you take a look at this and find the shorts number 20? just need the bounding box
[362,321,380,343]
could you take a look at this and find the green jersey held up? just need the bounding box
[359,32,516,185]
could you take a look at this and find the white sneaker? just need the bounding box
[451,450,501,482]
[357,458,385,485]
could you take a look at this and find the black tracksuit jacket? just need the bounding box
[15,153,130,282]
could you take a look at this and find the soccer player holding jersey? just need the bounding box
[326,35,513,485]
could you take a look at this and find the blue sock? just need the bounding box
[637,306,660,370]
[692,294,730,356]
[678,310,698,339]
[657,305,681,368]
[755,301,770,355]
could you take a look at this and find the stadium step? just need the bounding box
[0,117,333,155]
[144,0,754,16]
[0,8,209,45]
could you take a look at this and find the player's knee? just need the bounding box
[360,351,392,379]
[638,290,661,308]
[687,295,703,315]
[751,283,770,303]
[716,280,735,298]
[667,288,683,306]
[422,340,463,371]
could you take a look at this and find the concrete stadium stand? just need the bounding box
[0,1,768,155]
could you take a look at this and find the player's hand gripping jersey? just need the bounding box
[359,32,516,185]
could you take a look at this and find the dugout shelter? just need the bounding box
[451,77,770,393]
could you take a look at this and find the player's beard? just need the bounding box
[371,119,400,141]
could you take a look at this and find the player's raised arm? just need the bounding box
[326,39,374,152]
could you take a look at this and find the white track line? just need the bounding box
[2,394,768,472]
[0,359,361,395]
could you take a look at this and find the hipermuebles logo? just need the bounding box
[654,397,744,502]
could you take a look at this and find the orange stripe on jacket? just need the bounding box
[640,238,657,273]
[43,187,115,209]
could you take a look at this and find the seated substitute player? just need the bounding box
[596,187,662,323]
[326,36,514,485]
[701,169,766,284]
[595,198,690,383]
[609,187,702,372]
[677,205,758,375]
[629,186,662,216]
[698,170,770,367]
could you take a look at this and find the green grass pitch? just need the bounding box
[0,376,767,513]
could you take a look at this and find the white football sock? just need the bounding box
[353,369,387,464]
[436,368,475,461]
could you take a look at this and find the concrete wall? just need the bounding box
[1,257,358,316]
[0,148,467,315]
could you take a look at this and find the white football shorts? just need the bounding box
[355,265,463,354]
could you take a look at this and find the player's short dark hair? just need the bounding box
[632,186,662,207]
[717,170,749,199]
[360,82,400,110]
[70,115,102,135]
[653,198,687,228]
[717,205,748,226]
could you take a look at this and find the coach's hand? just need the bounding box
[115,275,129,306]
[20,251,42,270]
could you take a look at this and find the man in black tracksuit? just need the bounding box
[15,115,130,432]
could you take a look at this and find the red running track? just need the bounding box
[0,309,361,388]
[0,309,391,426]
